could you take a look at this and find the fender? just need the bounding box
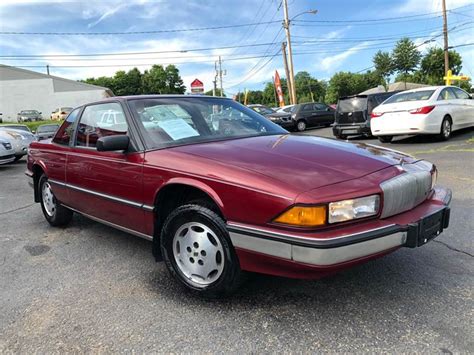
[156,176,225,213]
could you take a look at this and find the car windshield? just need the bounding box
[252,106,275,115]
[21,110,37,115]
[37,124,59,133]
[0,125,30,132]
[383,90,435,104]
[337,97,368,112]
[128,97,286,149]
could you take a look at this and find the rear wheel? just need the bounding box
[161,204,242,297]
[378,136,393,143]
[296,120,307,132]
[438,117,452,141]
[39,175,73,226]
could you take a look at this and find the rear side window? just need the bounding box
[53,108,80,146]
[437,88,457,101]
[451,87,470,99]
[75,102,128,148]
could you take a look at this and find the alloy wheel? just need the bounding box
[172,222,224,288]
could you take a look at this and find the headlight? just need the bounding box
[328,195,380,223]
[274,205,327,227]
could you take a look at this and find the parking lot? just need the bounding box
[0,128,473,352]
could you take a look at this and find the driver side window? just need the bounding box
[75,103,128,148]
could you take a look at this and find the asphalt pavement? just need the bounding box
[0,128,473,352]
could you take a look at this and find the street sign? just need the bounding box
[444,70,470,85]
[190,78,204,93]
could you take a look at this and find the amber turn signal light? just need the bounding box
[274,206,327,227]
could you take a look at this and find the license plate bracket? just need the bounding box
[405,208,450,248]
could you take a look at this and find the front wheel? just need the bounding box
[39,175,73,226]
[438,117,452,141]
[378,136,393,143]
[161,204,242,297]
[296,120,307,132]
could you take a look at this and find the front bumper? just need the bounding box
[0,154,15,165]
[228,186,451,277]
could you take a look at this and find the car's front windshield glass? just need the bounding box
[384,90,435,104]
[252,106,275,115]
[21,110,37,114]
[128,97,286,149]
[37,125,59,133]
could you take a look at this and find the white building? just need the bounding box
[0,65,114,122]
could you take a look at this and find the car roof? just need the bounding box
[81,94,234,107]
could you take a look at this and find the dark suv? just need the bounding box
[332,92,398,139]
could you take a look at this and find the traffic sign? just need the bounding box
[190,78,204,93]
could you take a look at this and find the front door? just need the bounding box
[66,102,147,234]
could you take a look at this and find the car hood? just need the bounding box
[267,111,291,118]
[172,134,415,194]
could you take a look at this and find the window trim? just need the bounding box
[71,100,143,153]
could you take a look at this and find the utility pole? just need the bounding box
[281,42,292,104]
[214,56,225,97]
[283,0,296,104]
[46,64,50,75]
[442,0,449,76]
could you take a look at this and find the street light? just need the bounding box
[282,2,317,104]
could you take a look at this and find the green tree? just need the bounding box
[419,47,463,85]
[294,71,326,103]
[325,71,383,103]
[373,50,394,89]
[125,68,143,95]
[164,65,186,94]
[392,38,421,81]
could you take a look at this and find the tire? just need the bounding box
[296,120,307,132]
[160,204,242,297]
[378,136,393,143]
[38,174,73,226]
[438,117,452,141]
[13,156,23,162]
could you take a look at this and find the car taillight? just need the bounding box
[409,106,435,114]
[370,112,384,118]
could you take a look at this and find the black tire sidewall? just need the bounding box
[161,205,240,295]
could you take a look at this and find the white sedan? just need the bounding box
[370,86,474,142]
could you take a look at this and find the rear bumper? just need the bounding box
[228,186,451,278]
[333,123,371,137]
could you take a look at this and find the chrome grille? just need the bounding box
[380,161,433,218]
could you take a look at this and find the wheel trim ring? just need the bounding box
[41,181,56,217]
[172,222,225,288]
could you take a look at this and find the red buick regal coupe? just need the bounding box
[26,96,451,297]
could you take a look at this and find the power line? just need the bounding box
[0,21,281,36]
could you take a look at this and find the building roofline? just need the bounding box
[0,64,114,94]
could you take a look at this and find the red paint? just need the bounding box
[28,104,449,279]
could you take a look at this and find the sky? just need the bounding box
[0,0,473,95]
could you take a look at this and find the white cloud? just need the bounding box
[397,0,472,13]
[320,41,372,71]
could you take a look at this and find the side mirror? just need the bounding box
[96,135,129,152]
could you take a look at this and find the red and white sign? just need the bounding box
[190,78,204,93]
[274,71,285,107]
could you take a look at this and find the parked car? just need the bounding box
[36,123,60,141]
[371,86,474,142]
[0,128,36,161]
[51,107,73,121]
[0,137,15,165]
[248,104,293,129]
[290,102,335,131]
[17,110,42,122]
[0,124,32,133]
[27,95,451,297]
[333,92,399,139]
[276,104,295,114]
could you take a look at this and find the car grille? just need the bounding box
[380,161,433,218]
